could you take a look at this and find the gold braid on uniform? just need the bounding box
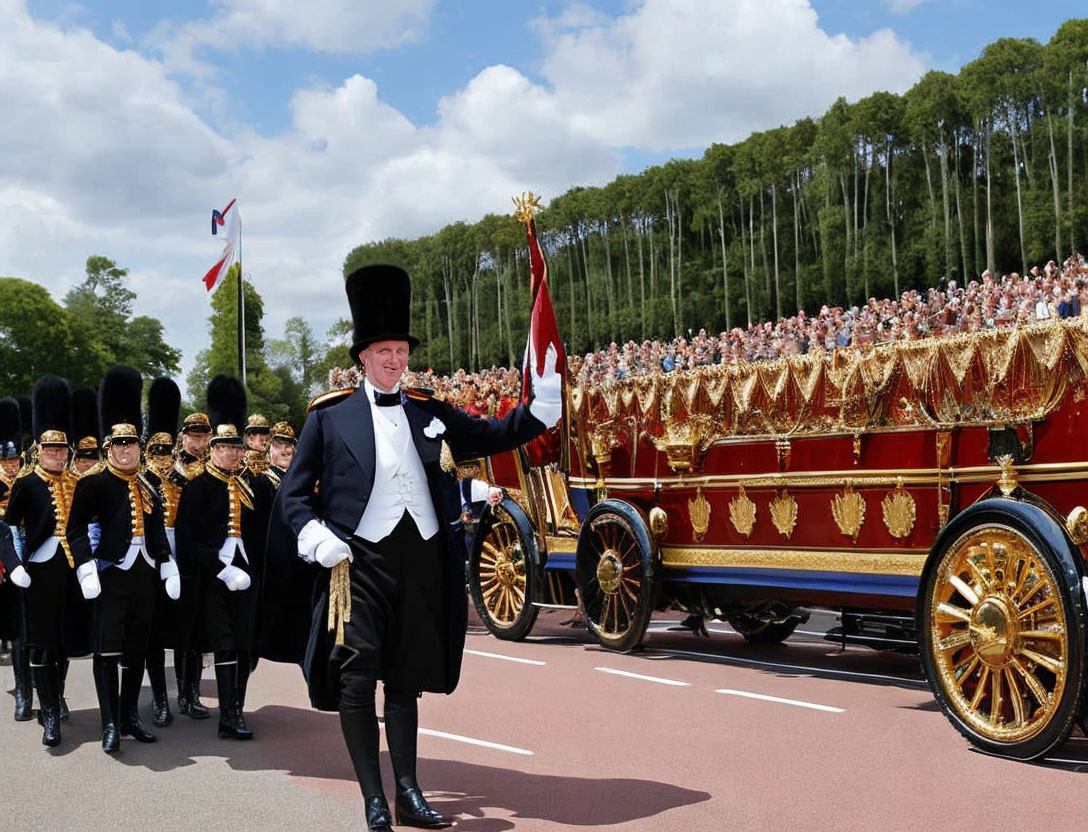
[107,464,155,536]
[328,560,351,646]
[206,463,255,518]
[149,461,182,526]
[35,465,74,568]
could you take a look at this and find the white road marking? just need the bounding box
[715,688,844,713]
[382,723,534,756]
[595,667,691,686]
[644,646,926,687]
[464,649,546,666]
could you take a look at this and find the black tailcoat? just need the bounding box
[268,387,544,711]
[66,468,171,569]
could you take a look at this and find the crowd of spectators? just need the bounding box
[328,254,1088,406]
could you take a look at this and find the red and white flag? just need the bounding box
[202,198,239,293]
[519,198,566,466]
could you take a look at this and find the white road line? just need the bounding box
[464,649,546,666]
[383,723,534,756]
[595,667,691,686]
[1044,757,1088,766]
[644,646,927,687]
[715,688,844,713]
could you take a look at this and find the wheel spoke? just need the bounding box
[969,666,990,711]
[989,669,1003,725]
[1017,646,1062,675]
[1019,628,1064,642]
[949,575,980,606]
[935,602,972,625]
[1004,668,1025,727]
[1009,656,1050,707]
[1017,597,1056,620]
[937,631,972,653]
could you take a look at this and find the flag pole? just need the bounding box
[237,211,247,385]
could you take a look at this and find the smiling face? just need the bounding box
[361,339,411,392]
[269,438,295,470]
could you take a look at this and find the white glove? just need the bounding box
[76,561,102,600]
[161,559,181,601]
[315,537,353,569]
[216,564,251,592]
[165,527,177,559]
[88,522,102,552]
[8,564,31,588]
[527,341,563,427]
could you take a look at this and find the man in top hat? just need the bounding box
[142,377,183,728]
[175,375,268,741]
[243,414,271,475]
[0,376,79,747]
[66,366,179,752]
[272,264,561,831]
[169,409,213,720]
[0,396,31,722]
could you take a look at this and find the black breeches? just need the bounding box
[339,670,421,798]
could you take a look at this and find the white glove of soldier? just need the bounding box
[527,341,562,427]
[8,564,31,588]
[315,537,353,569]
[216,564,251,592]
[161,559,181,601]
[76,561,102,600]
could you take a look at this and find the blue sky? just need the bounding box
[4,0,1085,386]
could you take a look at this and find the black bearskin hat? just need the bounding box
[0,397,20,460]
[32,376,72,446]
[71,385,101,459]
[16,395,31,450]
[345,263,418,361]
[147,377,181,440]
[206,375,246,445]
[98,366,143,440]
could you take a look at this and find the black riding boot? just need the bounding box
[12,639,33,721]
[57,656,70,721]
[214,656,252,740]
[185,650,209,719]
[339,674,391,831]
[30,650,60,747]
[146,647,172,727]
[92,655,120,753]
[387,690,453,829]
[119,654,156,743]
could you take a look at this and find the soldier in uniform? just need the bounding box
[0,397,32,721]
[243,414,271,476]
[265,421,296,487]
[142,377,182,727]
[66,366,179,752]
[175,376,268,740]
[272,265,561,831]
[0,377,78,747]
[172,410,213,720]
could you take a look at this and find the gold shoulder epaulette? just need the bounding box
[403,387,432,402]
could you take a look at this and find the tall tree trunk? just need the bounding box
[580,229,593,346]
[771,182,781,320]
[954,135,970,283]
[758,189,770,313]
[984,121,995,274]
[676,192,685,333]
[885,139,899,298]
[741,201,753,327]
[792,170,801,312]
[621,216,634,310]
[601,221,615,340]
[1069,70,1077,256]
[442,256,455,372]
[718,193,731,330]
[665,190,678,334]
[939,127,953,279]
[1009,113,1028,274]
[567,227,576,350]
[1046,109,1064,261]
[972,130,981,278]
[840,172,851,304]
[636,217,646,339]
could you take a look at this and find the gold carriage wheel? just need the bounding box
[584,516,644,639]
[477,513,528,628]
[929,525,1069,746]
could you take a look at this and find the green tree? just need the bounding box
[0,278,73,395]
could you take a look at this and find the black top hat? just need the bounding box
[345,263,419,361]
[0,397,19,460]
[147,377,181,440]
[32,376,72,446]
[71,385,101,459]
[207,375,247,445]
[99,366,143,442]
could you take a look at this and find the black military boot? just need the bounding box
[119,656,156,743]
[394,787,455,829]
[365,796,394,832]
[146,648,173,727]
[92,655,120,753]
[12,641,33,722]
[57,657,70,721]
[175,649,190,716]
[186,651,210,720]
[214,660,253,740]
[31,657,61,748]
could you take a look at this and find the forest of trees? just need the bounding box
[344,20,1088,375]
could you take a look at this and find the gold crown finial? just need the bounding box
[512,191,542,226]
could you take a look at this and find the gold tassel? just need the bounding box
[327,559,352,646]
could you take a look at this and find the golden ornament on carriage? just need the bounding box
[729,485,757,538]
[769,489,798,539]
[831,483,866,542]
[688,487,710,542]
[881,478,916,539]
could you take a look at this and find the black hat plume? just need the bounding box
[72,386,100,441]
[147,377,181,439]
[31,376,72,444]
[206,375,247,444]
[0,397,19,460]
[98,366,143,438]
[16,395,31,450]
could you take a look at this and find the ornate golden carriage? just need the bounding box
[469,318,1088,760]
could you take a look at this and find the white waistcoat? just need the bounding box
[354,380,439,543]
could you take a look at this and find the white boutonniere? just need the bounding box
[423,417,446,439]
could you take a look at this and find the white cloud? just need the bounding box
[537,0,927,150]
[884,0,933,13]
[0,0,928,387]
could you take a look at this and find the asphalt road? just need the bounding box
[4,608,1088,831]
